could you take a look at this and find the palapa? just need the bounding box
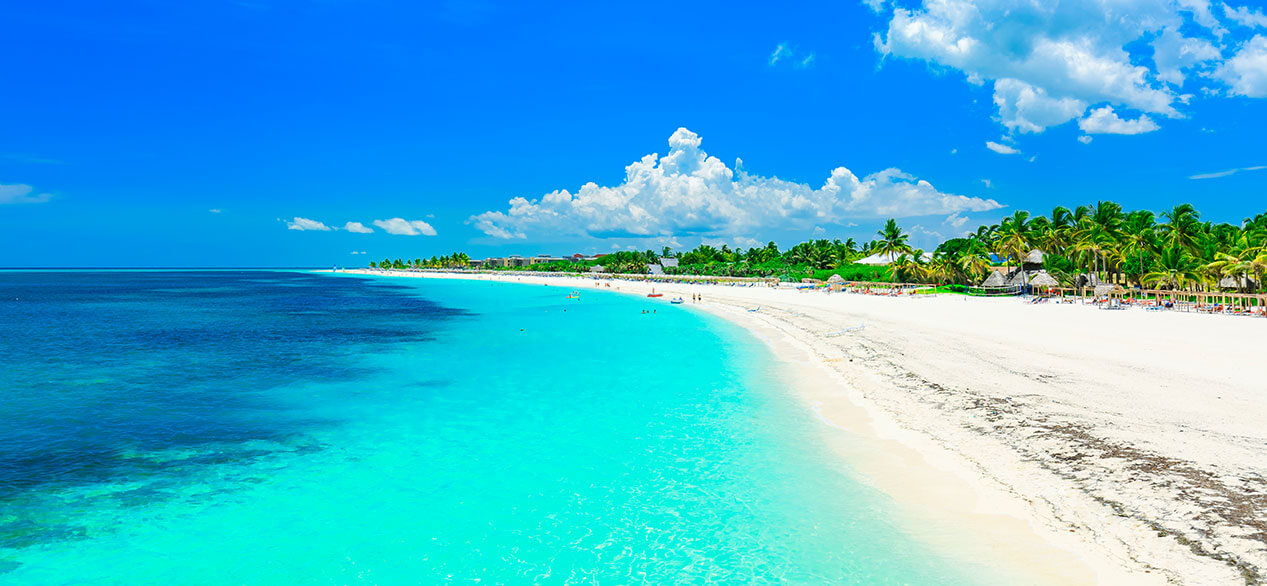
[1028,271,1059,287]
[981,271,1006,287]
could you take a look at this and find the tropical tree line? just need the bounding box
[373,203,1267,292]
[369,252,471,270]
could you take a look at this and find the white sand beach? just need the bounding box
[341,269,1266,585]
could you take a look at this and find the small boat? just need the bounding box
[647,293,663,298]
[670,297,684,304]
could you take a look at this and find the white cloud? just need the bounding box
[992,78,1086,133]
[343,221,374,233]
[979,179,992,188]
[287,217,331,231]
[1216,35,1267,96]
[1078,106,1161,135]
[770,43,815,68]
[350,251,367,255]
[871,0,1257,135]
[1224,3,1267,28]
[1152,28,1222,85]
[209,208,222,214]
[1078,135,1094,144]
[1189,164,1266,179]
[985,141,1020,155]
[470,128,1002,241]
[0,183,52,204]
[946,212,969,229]
[769,43,792,65]
[373,217,437,236]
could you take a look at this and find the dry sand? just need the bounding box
[340,269,1267,585]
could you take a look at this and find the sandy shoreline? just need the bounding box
[333,269,1266,585]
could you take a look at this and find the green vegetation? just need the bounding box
[369,253,470,270]
[376,203,1267,292]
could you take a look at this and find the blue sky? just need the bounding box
[2,0,1265,267]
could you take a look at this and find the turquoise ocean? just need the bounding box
[0,270,992,584]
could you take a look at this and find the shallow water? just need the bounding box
[0,270,988,584]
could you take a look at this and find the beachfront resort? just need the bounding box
[363,204,1267,316]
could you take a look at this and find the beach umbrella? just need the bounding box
[1094,284,1116,297]
[827,274,844,282]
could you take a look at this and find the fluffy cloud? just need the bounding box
[343,221,373,233]
[287,217,331,231]
[873,0,1261,136]
[992,79,1086,134]
[0,183,52,204]
[373,218,437,236]
[1152,28,1222,85]
[469,128,1001,240]
[1078,106,1161,135]
[1224,3,1267,28]
[985,141,1020,154]
[1217,35,1267,96]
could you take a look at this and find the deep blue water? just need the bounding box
[0,270,990,584]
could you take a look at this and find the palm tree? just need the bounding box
[1159,203,1201,251]
[995,210,1031,283]
[876,219,911,260]
[1144,246,1199,290]
[1122,210,1156,288]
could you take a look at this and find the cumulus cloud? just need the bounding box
[1078,135,1094,144]
[992,78,1086,134]
[1217,35,1267,96]
[1224,3,1267,28]
[469,128,1001,241]
[209,208,222,214]
[1078,106,1161,135]
[373,218,437,236]
[1153,28,1222,85]
[0,183,53,204]
[985,141,1020,155]
[343,221,374,233]
[872,0,1262,135]
[287,217,331,231]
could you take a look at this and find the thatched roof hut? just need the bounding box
[1218,275,1256,289]
[1094,284,1119,296]
[1024,249,1045,265]
[1028,271,1059,287]
[981,271,1005,287]
[827,274,845,283]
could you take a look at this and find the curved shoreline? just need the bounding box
[334,269,1264,585]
